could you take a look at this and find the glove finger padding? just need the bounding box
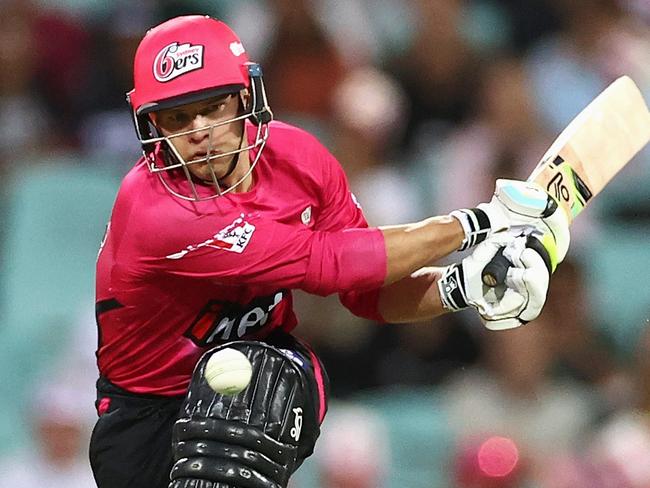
[479,286,526,320]
[516,247,550,322]
[465,234,527,319]
[482,241,550,329]
[482,316,525,331]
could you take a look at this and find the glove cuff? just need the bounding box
[449,208,490,251]
[437,264,468,312]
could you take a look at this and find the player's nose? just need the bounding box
[188,115,211,142]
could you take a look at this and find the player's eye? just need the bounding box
[202,96,232,116]
[202,104,224,116]
[160,111,192,130]
[173,112,192,125]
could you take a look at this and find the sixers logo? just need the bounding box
[153,42,204,82]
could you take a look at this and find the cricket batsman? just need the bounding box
[90,15,569,488]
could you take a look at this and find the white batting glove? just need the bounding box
[482,234,551,329]
[451,179,570,271]
[438,232,551,330]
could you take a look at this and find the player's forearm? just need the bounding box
[378,267,447,323]
[380,215,463,286]
[301,216,462,297]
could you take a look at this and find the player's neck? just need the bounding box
[221,149,253,193]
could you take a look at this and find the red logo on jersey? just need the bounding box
[153,42,204,82]
[166,215,255,259]
[185,291,285,345]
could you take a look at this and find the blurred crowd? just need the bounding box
[0,0,649,487]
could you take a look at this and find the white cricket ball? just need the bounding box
[204,348,253,395]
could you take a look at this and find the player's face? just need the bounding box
[152,93,247,182]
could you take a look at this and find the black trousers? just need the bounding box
[89,377,184,488]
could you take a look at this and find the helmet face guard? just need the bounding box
[130,64,272,201]
[127,16,273,201]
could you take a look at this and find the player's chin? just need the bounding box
[189,158,231,182]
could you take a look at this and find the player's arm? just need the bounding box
[378,215,463,285]
[376,203,556,322]
[376,177,570,287]
[350,180,569,322]
[309,141,566,323]
[377,267,446,322]
[379,231,554,329]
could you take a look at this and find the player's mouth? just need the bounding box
[191,151,207,162]
[190,151,222,163]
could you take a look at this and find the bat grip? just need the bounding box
[481,247,512,286]
[481,236,552,287]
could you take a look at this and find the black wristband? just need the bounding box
[450,208,491,251]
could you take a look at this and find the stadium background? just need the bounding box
[0,0,648,486]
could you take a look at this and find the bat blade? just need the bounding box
[482,76,650,287]
[529,75,650,223]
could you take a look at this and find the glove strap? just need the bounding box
[450,208,491,251]
[437,264,468,312]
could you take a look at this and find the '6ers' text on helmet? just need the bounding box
[127,15,273,201]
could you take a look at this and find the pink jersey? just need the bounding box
[96,121,387,395]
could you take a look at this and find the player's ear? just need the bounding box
[239,88,251,112]
[146,113,165,137]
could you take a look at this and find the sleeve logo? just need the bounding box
[153,42,204,82]
[166,214,255,259]
[300,206,312,225]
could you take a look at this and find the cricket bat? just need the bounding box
[482,75,650,286]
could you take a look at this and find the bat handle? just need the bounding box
[481,247,512,286]
[481,236,552,287]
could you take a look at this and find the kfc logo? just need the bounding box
[153,42,204,82]
[166,215,255,259]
